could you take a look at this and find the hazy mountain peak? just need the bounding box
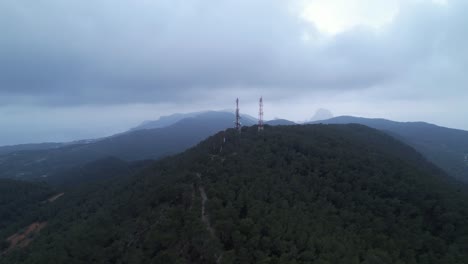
[130,111,206,131]
[310,108,333,121]
[132,110,260,132]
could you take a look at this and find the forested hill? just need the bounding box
[310,116,468,182]
[3,125,468,263]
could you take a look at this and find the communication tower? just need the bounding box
[235,98,241,133]
[258,97,264,131]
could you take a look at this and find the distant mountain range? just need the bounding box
[130,111,207,131]
[130,111,284,131]
[0,111,266,182]
[0,111,237,181]
[0,111,467,183]
[0,110,292,157]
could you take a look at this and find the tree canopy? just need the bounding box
[2,124,468,263]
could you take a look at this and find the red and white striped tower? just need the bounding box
[258,96,264,132]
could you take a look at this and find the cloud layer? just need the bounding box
[0,0,467,144]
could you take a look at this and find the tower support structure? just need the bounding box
[235,98,241,133]
[258,97,264,131]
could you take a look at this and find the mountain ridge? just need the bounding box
[2,124,467,263]
[311,116,468,182]
[1,112,468,184]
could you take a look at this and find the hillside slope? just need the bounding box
[3,125,468,263]
[0,179,56,250]
[45,157,153,187]
[311,116,468,182]
[0,143,62,156]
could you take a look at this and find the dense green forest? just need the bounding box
[0,179,55,250]
[311,116,468,182]
[46,157,153,187]
[2,125,468,263]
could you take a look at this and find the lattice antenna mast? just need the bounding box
[258,96,264,132]
[235,98,241,133]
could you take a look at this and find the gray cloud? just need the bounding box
[0,0,467,145]
[0,0,407,105]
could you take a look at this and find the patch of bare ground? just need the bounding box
[3,222,47,254]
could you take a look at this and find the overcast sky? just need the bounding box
[1,0,467,145]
